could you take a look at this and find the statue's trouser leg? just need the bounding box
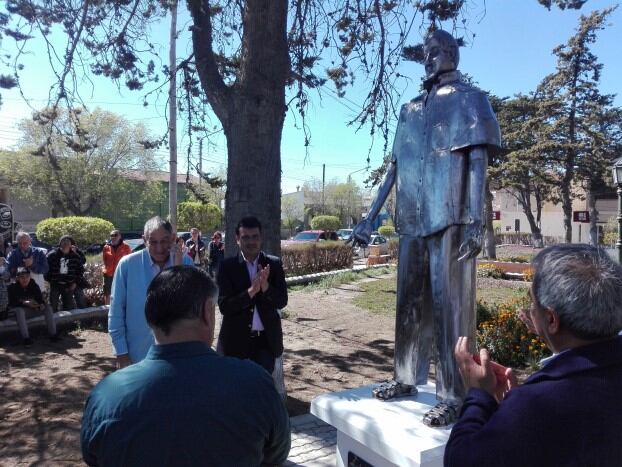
[428,225,477,404]
[394,234,433,386]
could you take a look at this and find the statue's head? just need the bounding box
[423,30,459,80]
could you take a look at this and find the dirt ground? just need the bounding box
[0,274,398,465]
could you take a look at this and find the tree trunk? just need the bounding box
[224,93,285,256]
[560,182,573,243]
[587,188,599,245]
[523,207,544,248]
[190,0,289,257]
[483,180,496,259]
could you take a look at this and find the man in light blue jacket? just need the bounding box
[109,217,194,368]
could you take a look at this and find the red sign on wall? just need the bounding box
[573,211,590,223]
[491,211,501,221]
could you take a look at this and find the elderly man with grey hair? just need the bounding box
[109,216,194,368]
[445,244,622,467]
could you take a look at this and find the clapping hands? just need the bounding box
[455,336,518,403]
[248,264,270,298]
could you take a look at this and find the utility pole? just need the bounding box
[321,163,325,214]
[168,0,178,230]
[198,137,203,187]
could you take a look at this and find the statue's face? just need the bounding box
[423,37,455,79]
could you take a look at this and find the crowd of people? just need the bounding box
[0,231,91,344]
[4,216,622,466]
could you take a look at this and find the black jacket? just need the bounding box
[8,279,44,307]
[45,247,87,287]
[217,252,288,359]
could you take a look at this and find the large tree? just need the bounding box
[0,107,160,216]
[0,0,589,254]
[537,7,618,243]
[490,94,559,248]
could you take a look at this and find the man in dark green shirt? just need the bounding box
[81,266,290,466]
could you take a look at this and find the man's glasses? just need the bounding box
[110,234,119,238]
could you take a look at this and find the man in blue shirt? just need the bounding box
[108,217,194,367]
[8,231,49,290]
[82,265,290,466]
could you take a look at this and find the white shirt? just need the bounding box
[243,253,264,331]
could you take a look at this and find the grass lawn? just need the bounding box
[352,277,528,316]
[289,266,394,292]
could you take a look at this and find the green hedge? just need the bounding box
[378,225,395,237]
[282,242,353,276]
[310,215,340,231]
[36,216,114,248]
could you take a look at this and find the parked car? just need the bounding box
[281,230,339,248]
[28,233,53,252]
[125,238,145,252]
[354,234,389,258]
[336,228,353,241]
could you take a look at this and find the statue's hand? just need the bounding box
[458,222,482,262]
[351,219,372,247]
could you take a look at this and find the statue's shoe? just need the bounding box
[372,380,416,401]
[422,401,461,427]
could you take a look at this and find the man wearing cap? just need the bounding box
[8,267,59,345]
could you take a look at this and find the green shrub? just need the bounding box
[497,255,531,263]
[310,215,340,231]
[177,201,221,234]
[281,242,353,276]
[378,225,395,237]
[36,216,114,248]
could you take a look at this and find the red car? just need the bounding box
[281,230,339,248]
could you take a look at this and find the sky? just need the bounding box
[0,0,620,195]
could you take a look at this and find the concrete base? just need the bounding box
[311,383,451,467]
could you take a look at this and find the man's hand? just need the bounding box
[258,264,271,293]
[68,282,77,292]
[172,235,184,266]
[455,336,517,402]
[116,354,131,370]
[248,275,261,298]
[351,219,372,247]
[458,222,482,261]
[23,256,33,268]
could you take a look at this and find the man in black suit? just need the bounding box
[217,216,288,373]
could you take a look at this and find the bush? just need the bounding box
[83,262,105,306]
[36,217,114,249]
[281,242,353,276]
[378,225,395,237]
[310,215,340,231]
[497,255,531,263]
[476,263,505,279]
[476,297,550,368]
[388,238,399,260]
[177,201,221,234]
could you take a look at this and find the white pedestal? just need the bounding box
[311,383,451,467]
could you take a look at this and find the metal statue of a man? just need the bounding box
[352,30,501,427]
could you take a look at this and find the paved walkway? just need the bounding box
[285,414,337,466]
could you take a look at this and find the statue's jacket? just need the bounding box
[392,70,501,238]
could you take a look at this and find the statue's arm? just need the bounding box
[458,146,488,260]
[467,146,487,226]
[352,160,396,245]
[367,160,396,222]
